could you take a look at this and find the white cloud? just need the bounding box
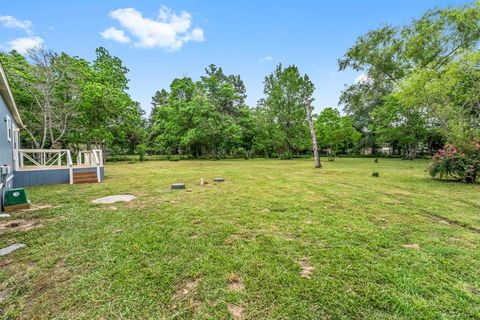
[104,6,204,50]
[100,27,130,43]
[7,36,44,54]
[0,15,32,33]
[259,55,273,63]
[355,74,372,84]
[0,15,44,54]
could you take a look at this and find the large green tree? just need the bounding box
[339,1,480,155]
[1,47,144,156]
[258,64,313,155]
[315,108,360,160]
[148,65,250,158]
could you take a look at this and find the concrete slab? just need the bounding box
[92,195,136,204]
[0,243,26,256]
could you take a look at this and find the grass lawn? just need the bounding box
[1,158,480,319]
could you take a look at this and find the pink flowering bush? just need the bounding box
[428,143,480,183]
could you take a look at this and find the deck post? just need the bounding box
[94,150,102,183]
[67,150,73,185]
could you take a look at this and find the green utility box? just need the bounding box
[4,188,29,209]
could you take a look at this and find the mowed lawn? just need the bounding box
[1,158,480,319]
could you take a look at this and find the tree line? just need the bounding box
[1,1,479,162]
[0,47,145,155]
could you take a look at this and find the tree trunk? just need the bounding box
[305,101,321,168]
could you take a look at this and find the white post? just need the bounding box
[67,150,73,185]
[58,151,62,166]
[93,150,101,183]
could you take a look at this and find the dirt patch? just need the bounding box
[0,258,12,267]
[0,219,38,232]
[192,219,202,225]
[261,208,271,213]
[284,234,296,241]
[468,285,480,295]
[227,304,244,319]
[174,278,198,299]
[0,287,11,303]
[224,233,245,244]
[23,204,56,212]
[228,274,245,292]
[402,243,420,250]
[304,220,312,225]
[299,257,314,278]
[346,286,356,295]
[170,278,202,314]
[189,232,199,239]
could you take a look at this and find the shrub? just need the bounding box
[279,152,292,160]
[169,155,180,161]
[136,144,147,162]
[428,144,480,183]
[372,171,379,177]
[106,155,131,162]
[374,157,379,163]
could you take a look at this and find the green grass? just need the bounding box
[1,158,480,319]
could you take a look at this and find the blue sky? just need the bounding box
[0,0,472,115]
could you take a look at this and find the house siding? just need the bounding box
[0,92,16,189]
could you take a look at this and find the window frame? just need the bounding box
[6,115,12,142]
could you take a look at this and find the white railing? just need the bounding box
[18,149,103,184]
[76,149,103,166]
[77,149,103,182]
[19,149,73,168]
[18,149,74,184]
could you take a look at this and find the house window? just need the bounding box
[6,115,12,142]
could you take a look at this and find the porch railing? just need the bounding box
[77,149,103,183]
[18,149,103,184]
[18,149,74,184]
[19,149,73,168]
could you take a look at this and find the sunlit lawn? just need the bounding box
[1,158,479,319]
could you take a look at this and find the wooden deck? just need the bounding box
[13,149,104,187]
[13,166,104,188]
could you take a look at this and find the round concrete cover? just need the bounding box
[171,183,186,189]
[92,195,136,204]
